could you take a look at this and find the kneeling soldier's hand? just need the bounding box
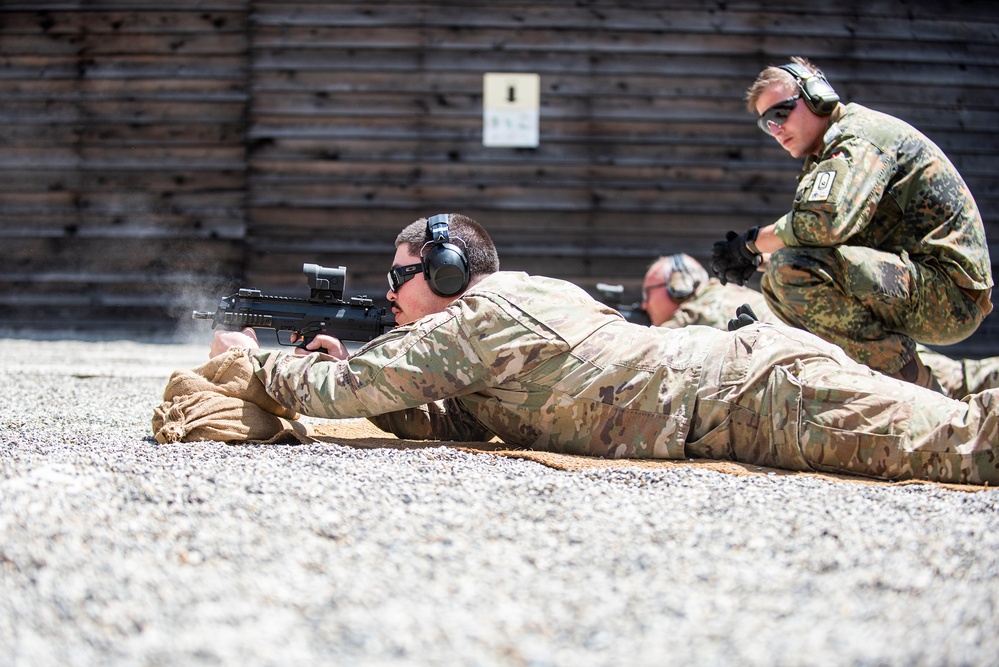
[710,230,762,286]
[727,303,759,331]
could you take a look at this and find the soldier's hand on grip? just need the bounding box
[727,303,760,331]
[710,230,762,286]
[290,332,349,359]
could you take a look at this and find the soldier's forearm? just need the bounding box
[753,223,785,255]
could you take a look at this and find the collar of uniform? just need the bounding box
[821,103,847,146]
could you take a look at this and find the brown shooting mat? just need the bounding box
[306,419,991,493]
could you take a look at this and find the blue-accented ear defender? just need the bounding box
[666,254,699,301]
[423,214,470,297]
[778,63,840,116]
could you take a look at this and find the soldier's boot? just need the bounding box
[900,354,945,395]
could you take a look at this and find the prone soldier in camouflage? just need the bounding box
[209,214,999,485]
[644,253,999,400]
[641,253,777,330]
[709,57,993,390]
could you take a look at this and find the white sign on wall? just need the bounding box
[483,72,540,148]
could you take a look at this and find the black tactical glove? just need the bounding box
[727,303,760,331]
[710,230,762,286]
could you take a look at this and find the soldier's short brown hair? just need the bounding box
[396,214,501,277]
[744,56,824,113]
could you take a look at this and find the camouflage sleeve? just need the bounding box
[366,398,496,442]
[664,281,776,331]
[248,290,556,422]
[774,137,892,248]
[249,308,496,420]
[661,308,696,329]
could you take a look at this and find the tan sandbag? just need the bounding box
[152,346,306,444]
[161,346,299,419]
[152,390,308,444]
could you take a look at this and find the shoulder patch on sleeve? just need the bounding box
[807,170,837,202]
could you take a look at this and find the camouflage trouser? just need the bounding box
[918,345,999,400]
[686,324,999,485]
[760,246,986,378]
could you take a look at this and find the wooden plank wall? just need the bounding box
[0,1,249,331]
[3,1,999,355]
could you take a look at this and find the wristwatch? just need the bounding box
[745,226,763,256]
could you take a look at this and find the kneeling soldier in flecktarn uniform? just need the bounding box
[710,57,993,393]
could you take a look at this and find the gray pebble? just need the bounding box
[1,335,997,666]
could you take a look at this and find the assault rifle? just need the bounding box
[595,283,651,326]
[193,263,393,346]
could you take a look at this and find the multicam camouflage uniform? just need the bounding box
[660,278,777,329]
[664,277,999,400]
[251,271,999,485]
[917,348,999,401]
[762,102,993,379]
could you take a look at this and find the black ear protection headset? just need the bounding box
[422,213,470,297]
[778,62,840,116]
[666,254,699,301]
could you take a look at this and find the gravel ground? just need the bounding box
[1,334,997,667]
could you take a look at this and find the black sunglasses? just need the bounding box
[641,282,668,301]
[757,94,801,135]
[387,262,423,292]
